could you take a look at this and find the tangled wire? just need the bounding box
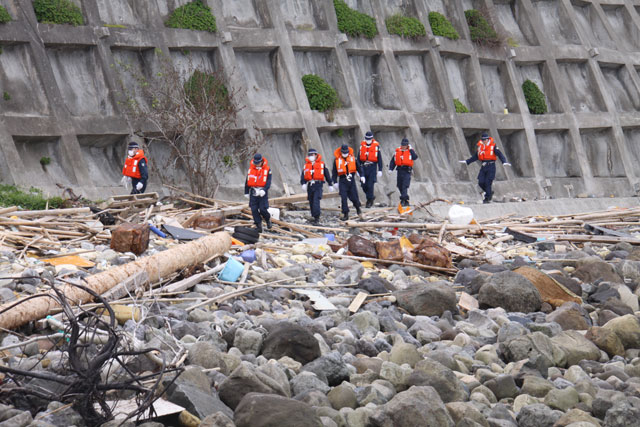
[0,279,183,425]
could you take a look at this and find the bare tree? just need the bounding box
[116,50,263,198]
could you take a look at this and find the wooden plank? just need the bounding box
[348,292,368,313]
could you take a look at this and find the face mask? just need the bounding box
[308,155,316,162]
[365,140,372,145]
[128,149,135,157]
[341,153,348,158]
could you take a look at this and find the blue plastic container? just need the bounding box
[241,249,256,263]
[325,233,335,242]
[219,257,244,282]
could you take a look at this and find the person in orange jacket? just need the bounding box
[244,153,272,232]
[300,148,334,225]
[459,132,511,203]
[121,141,148,194]
[389,138,418,207]
[332,144,363,221]
[359,131,383,208]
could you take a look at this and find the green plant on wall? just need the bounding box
[0,185,64,210]
[33,0,84,26]
[2,91,9,101]
[522,79,548,114]
[465,9,498,45]
[0,5,12,23]
[453,98,470,113]
[302,74,340,113]
[334,0,378,39]
[223,155,233,167]
[428,11,459,40]
[165,0,216,32]
[385,13,426,39]
[40,156,51,166]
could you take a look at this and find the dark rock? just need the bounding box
[574,259,623,284]
[164,366,232,419]
[302,351,350,386]
[34,401,84,427]
[394,281,457,317]
[477,264,508,273]
[516,403,562,427]
[602,298,634,316]
[455,268,487,294]
[370,386,454,427]
[549,274,583,297]
[357,276,395,294]
[478,271,542,313]
[262,322,321,364]
[598,309,620,326]
[218,362,290,410]
[546,302,590,330]
[408,359,468,403]
[606,250,629,260]
[484,375,519,400]
[234,393,322,427]
[590,283,621,304]
[603,401,640,427]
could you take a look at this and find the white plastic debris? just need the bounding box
[448,205,474,225]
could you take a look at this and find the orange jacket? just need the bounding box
[395,148,414,167]
[334,147,357,176]
[247,157,270,187]
[477,138,497,161]
[304,155,326,181]
[122,150,147,179]
[359,140,380,162]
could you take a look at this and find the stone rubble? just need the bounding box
[0,207,640,427]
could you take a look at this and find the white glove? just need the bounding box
[377,171,382,178]
[136,182,143,191]
[120,176,132,190]
[257,189,266,197]
[244,193,249,199]
[458,160,467,164]
[330,185,336,192]
[302,184,307,191]
[504,163,512,167]
[360,177,366,184]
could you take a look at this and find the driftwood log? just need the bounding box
[0,231,232,330]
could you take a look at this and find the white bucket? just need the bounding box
[448,205,474,225]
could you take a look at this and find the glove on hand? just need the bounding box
[301,184,307,191]
[458,160,467,164]
[244,193,250,199]
[504,163,512,167]
[360,177,366,184]
[257,189,266,197]
[136,182,143,191]
[120,176,132,190]
[377,171,382,178]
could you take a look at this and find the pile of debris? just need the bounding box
[0,191,638,426]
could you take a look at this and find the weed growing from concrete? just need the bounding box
[302,74,341,113]
[2,91,9,101]
[0,185,64,210]
[454,98,470,113]
[165,0,216,33]
[428,12,459,40]
[386,14,426,39]
[33,0,83,26]
[465,9,498,46]
[334,0,378,39]
[522,80,548,114]
[0,5,11,23]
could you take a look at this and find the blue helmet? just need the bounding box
[253,153,263,163]
[364,131,374,140]
[307,148,318,156]
[340,144,350,154]
[481,132,490,140]
[401,138,409,146]
[128,141,139,149]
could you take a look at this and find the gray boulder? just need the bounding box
[234,393,322,427]
[516,404,563,427]
[407,358,469,403]
[302,351,350,386]
[394,281,457,317]
[164,366,233,419]
[478,271,542,313]
[370,386,454,427]
[218,361,291,410]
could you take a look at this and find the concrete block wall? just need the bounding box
[1,0,640,202]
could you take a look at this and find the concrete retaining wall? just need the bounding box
[1,0,640,203]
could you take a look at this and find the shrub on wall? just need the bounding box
[184,70,229,109]
[465,9,498,45]
[0,5,11,23]
[165,0,217,33]
[522,79,548,114]
[454,98,470,113]
[33,0,84,26]
[385,13,425,39]
[428,11,459,40]
[334,0,377,39]
[302,74,340,113]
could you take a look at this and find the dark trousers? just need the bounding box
[249,192,270,226]
[360,163,378,201]
[306,182,323,219]
[397,167,412,201]
[131,178,147,195]
[338,175,360,214]
[477,162,496,201]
